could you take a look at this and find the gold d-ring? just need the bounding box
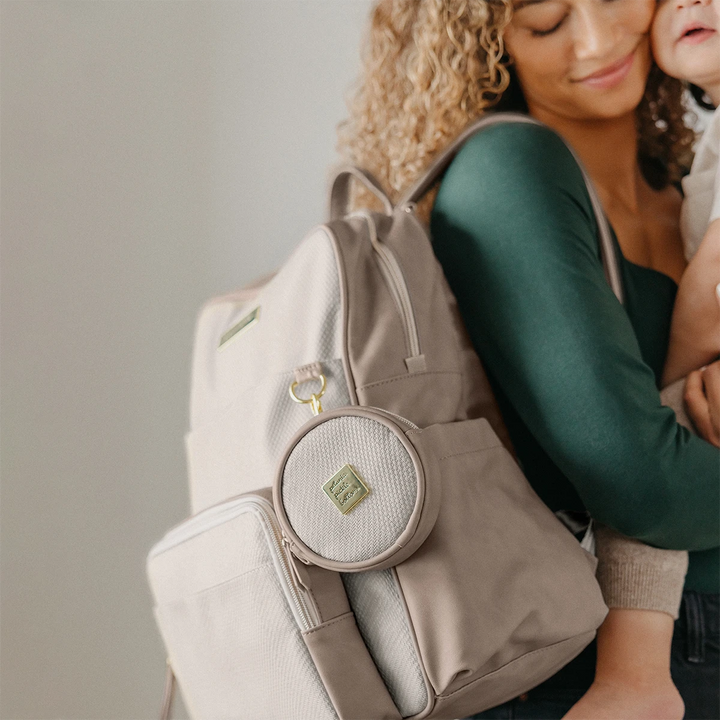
[289,374,327,416]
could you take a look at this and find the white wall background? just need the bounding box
[1,2,372,718]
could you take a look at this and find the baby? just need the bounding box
[564,1,720,718]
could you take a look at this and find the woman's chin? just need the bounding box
[573,75,649,120]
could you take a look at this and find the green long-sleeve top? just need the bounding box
[430,119,720,594]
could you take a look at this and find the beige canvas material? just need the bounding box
[277,414,607,719]
[396,417,604,706]
[341,568,431,716]
[423,631,597,720]
[329,166,395,221]
[184,112,624,515]
[149,111,636,719]
[148,481,407,720]
[290,522,406,719]
[302,613,403,720]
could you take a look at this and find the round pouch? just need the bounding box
[272,405,442,572]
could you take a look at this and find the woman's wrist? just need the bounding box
[594,608,676,688]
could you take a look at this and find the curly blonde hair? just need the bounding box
[335,0,698,227]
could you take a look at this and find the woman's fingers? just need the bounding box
[684,366,720,448]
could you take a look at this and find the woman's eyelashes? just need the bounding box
[528,0,624,37]
[530,16,566,35]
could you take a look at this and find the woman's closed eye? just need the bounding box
[515,0,628,37]
[530,16,566,35]
[515,0,568,36]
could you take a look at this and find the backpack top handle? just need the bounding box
[326,111,624,306]
[327,165,394,221]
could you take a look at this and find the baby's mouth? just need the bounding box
[678,24,716,44]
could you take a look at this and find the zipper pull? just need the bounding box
[281,534,313,591]
[281,532,312,565]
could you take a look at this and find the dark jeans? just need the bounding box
[464,591,719,720]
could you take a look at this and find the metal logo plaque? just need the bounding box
[218,306,260,351]
[322,464,370,515]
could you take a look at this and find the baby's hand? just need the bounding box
[661,219,720,387]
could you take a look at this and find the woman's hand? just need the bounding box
[685,360,720,447]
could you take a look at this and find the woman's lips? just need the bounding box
[577,50,635,89]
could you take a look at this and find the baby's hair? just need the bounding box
[689,83,717,111]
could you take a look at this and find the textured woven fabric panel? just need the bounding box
[149,502,274,606]
[189,227,345,429]
[186,357,351,513]
[282,416,418,562]
[342,569,428,717]
[150,507,336,720]
[184,224,351,513]
[155,567,336,720]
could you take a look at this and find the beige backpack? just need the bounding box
[146,110,614,720]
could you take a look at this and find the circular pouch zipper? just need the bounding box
[272,405,442,573]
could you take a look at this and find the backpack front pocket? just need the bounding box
[146,491,337,720]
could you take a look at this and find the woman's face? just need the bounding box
[651,0,719,101]
[502,0,656,121]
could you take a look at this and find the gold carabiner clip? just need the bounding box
[289,373,327,416]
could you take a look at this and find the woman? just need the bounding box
[336,1,720,718]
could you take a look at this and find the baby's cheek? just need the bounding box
[649,7,676,75]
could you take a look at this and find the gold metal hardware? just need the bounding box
[289,373,326,416]
[322,463,370,515]
[218,306,260,351]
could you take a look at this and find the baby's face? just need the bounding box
[651,0,719,91]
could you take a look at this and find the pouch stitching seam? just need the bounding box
[154,561,274,605]
[307,585,323,624]
[438,443,503,460]
[356,370,461,391]
[301,610,354,637]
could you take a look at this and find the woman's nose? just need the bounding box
[675,0,711,8]
[572,6,617,61]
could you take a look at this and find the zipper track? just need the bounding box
[364,405,421,431]
[254,499,319,631]
[348,211,422,359]
[148,494,318,632]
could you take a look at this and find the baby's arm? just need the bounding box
[563,524,688,720]
[662,218,720,388]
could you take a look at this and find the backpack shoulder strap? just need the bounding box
[396,110,625,305]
